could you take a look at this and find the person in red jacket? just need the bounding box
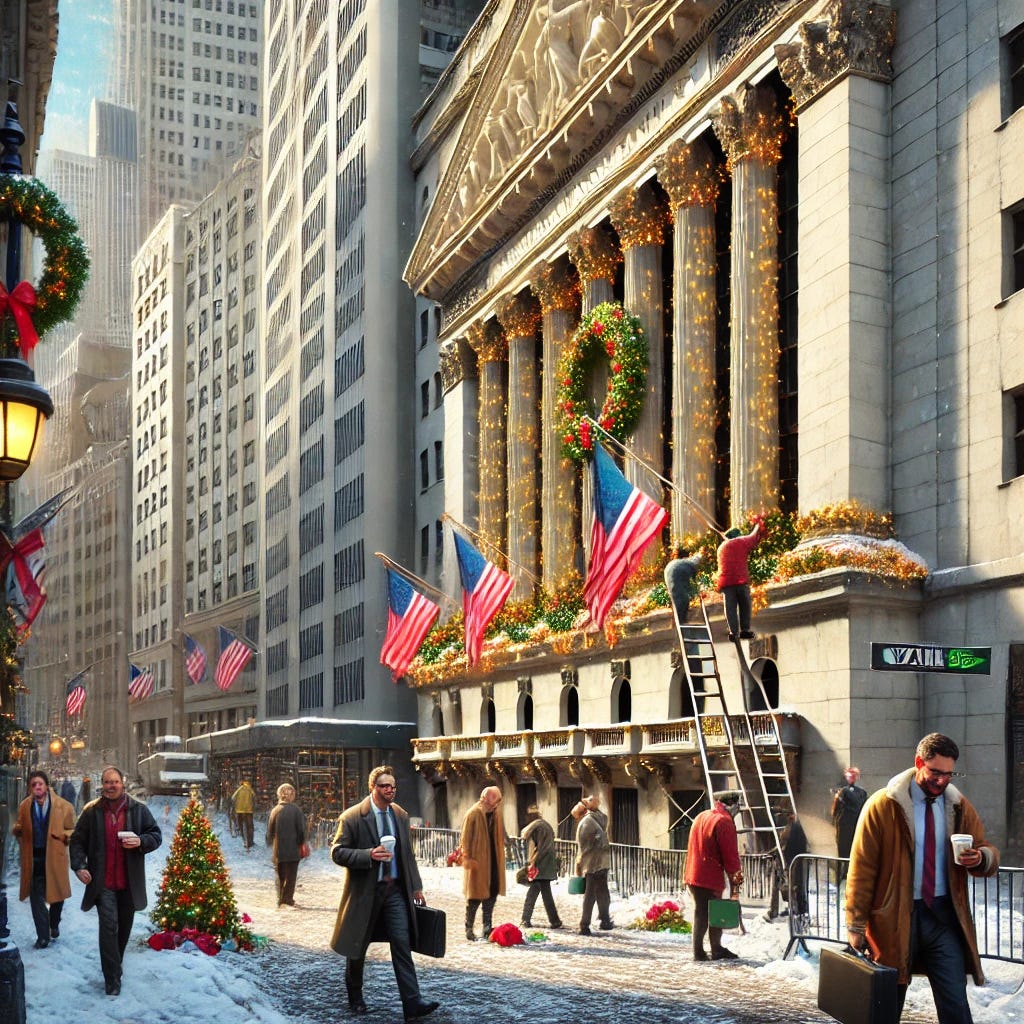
[684,792,744,961]
[716,516,765,640]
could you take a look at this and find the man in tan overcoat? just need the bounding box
[12,769,74,948]
[460,784,506,941]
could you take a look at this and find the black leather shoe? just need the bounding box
[347,995,367,1015]
[32,939,48,949]
[105,980,121,996]
[49,926,59,939]
[403,998,440,1021]
[711,947,738,960]
[693,948,709,961]
[599,921,615,930]
[578,925,592,935]
[739,630,755,640]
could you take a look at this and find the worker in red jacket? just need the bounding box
[684,792,744,961]
[716,515,765,640]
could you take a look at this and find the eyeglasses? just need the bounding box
[375,783,396,791]
[924,767,966,781]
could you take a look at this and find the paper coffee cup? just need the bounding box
[950,833,973,864]
[379,834,396,854]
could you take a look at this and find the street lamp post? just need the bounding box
[0,90,54,1023]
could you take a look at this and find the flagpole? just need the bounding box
[373,553,459,611]
[440,513,542,586]
[581,416,725,537]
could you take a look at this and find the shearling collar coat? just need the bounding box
[845,768,998,985]
[14,790,75,903]
[330,795,422,959]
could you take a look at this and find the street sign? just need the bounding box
[870,642,991,675]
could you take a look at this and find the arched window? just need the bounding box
[431,702,444,736]
[518,693,534,731]
[668,666,701,719]
[747,658,779,712]
[481,698,496,733]
[611,675,631,723]
[560,684,579,727]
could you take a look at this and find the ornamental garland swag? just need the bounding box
[0,173,90,357]
[556,301,648,463]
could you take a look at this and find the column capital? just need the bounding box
[439,337,477,392]
[566,225,622,287]
[608,182,670,250]
[656,138,720,211]
[712,85,787,168]
[530,259,580,315]
[466,318,507,363]
[495,290,541,340]
[776,0,896,112]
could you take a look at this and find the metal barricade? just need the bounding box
[783,854,1024,967]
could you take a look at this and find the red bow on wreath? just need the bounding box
[0,281,39,358]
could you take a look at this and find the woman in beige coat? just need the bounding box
[12,770,75,948]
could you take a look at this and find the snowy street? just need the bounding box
[11,800,1024,1023]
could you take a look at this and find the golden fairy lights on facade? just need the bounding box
[467,318,509,554]
[713,87,789,519]
[657,138,721,537]
[567,226,622,288]
[496,291,542,599]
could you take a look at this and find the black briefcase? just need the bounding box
[818,945,898,1024]
[411,904,446,958]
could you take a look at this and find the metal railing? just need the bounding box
[782,854,1024,966]
[410,826,776,901]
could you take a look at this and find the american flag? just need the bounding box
[65,670,88,717]
[380,568,440,681]
[453,531,514,667]
[215,626,254,691]
[183,633,207,684]
[583,441,668,629]
[128,663,155,702]
[1,528,47,635]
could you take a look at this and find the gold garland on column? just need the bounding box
[566,225,622,288]
[608,182,671,251]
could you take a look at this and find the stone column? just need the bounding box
[657,138,721,540]
[609,182,670,566]
[496,291,542,601]
[567,225,623,557]
[713,86,787,522]
[567,224,621,314]
[466,318,509,555]
[532,258,581,590]
[776,0,896,516]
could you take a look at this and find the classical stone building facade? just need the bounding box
[405,0,1024,853]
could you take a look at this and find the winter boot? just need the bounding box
[345,958,367,1013]
[465,900,479,941]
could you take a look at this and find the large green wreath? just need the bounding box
[556,301,648,463]
[0,173,90,355]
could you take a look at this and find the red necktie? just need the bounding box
[922,797,936,906]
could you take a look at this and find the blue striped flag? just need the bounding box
[584,441,668,629]
[453,532,514,667]
[380,568,440,681]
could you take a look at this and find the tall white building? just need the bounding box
[110,0,263,236]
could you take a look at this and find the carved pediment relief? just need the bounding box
[406,0,731,301]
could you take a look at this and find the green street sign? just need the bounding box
[870,643,991,675]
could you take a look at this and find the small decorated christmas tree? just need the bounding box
[151,797,253,949]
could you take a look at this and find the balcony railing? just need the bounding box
[412,713,800,767]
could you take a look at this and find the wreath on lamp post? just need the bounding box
[556,301,648,463]
[0,173,90,357]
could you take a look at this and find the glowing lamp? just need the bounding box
[48,737,64,756]
[0,359,52,481]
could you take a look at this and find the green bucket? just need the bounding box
[567,875,586,895]
[708,898,740,929]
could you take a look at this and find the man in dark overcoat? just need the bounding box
[69,765,162,996]
[331,765,439,1022]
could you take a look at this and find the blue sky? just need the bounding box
[41,0,115,155]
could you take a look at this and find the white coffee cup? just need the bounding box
[950,833,973,864]
[117,831,136,841]
[379,834,396,855]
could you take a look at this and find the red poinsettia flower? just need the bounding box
[613,308,623,320]
[612,362,621,373]
[592,321,605,335]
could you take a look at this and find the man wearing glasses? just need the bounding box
[330,765,440,1022]
[846,733,999,1022]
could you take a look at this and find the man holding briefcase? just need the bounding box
[331,765,440,1022]
[845,733,999,1022]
